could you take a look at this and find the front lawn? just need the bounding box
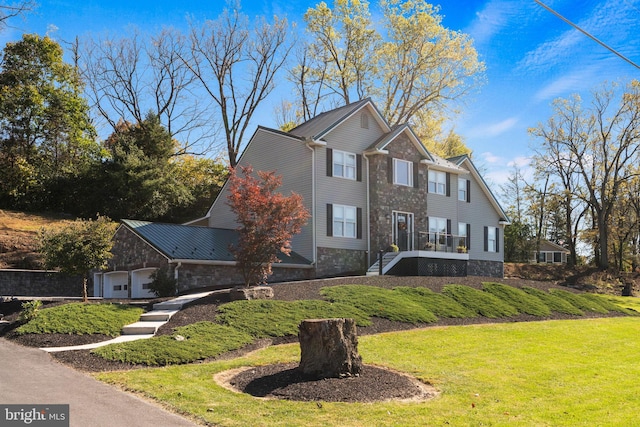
[97,317,640,426]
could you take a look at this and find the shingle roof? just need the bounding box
[289,98,378,140]
[121,219,311,265]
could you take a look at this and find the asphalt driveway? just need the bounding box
[0,338,199,427]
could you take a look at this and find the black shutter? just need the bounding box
[446,219,452,248]
[466,179,471,203]
[326,148,333,177]
[496,228,500,253]
[484,226,488,252]
[357,207,363,239]
[413,162,419,188]
[387,157,394,184]
[356,154,362,182]
[446,172,451,197]
[466,223,471,250]
[327,204,333,236]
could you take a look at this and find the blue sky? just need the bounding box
[4,0,640,188]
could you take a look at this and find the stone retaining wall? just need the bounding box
[0,269,84,297]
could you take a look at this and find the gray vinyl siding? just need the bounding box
[315,110,383,250]
[456,165,504,262]
[208,129,314,261]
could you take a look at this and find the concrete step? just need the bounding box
[139,310,179,322]
[152,301,184,311]
[122,321,166,335]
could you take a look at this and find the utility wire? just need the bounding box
[534,0,640,71]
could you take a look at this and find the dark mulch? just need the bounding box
[0,275,628,403]
[222,363,437,402]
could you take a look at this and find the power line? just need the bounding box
[534,0,640,71]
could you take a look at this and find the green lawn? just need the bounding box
[97,317,640,426]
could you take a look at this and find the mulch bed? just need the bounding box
[0,275,627,403]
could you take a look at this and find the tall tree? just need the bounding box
[186,4,294,166]
[227,165,310,286]
[292,0,484,135]
[98,113,192,221]
[0,1,36,31]
[79,28,212,155]
[530,81,640,270]
[0,34,99,210]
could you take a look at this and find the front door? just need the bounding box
[392,211,413,251]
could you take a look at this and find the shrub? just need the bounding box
[482,283,552,316]
[549,289,608,314]
[442,285,519,318]
[394,286,477,318]
[321,285,438,324]
[521,287,584,315]
[18,300,42,322]
[148,266,177,297]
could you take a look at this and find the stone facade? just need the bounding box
[368,134,429,254]
[110,226,168,271]
[316,247,367,277]
[468,259,504,278]
[0,269,83,297]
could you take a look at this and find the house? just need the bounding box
[101,99,509,297]
[529,240,570,264]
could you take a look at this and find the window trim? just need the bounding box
[331,204,357,238]
[393,158,413,187]
[428,170,447,195]
[332,149,357,180]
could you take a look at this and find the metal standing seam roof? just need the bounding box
[121,219,312,265]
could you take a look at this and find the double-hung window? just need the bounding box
[487,226,497,252]
[458,178,468,201]
[458,222,468,248]
[428,170,446,195]
[429,217,447,245]
[393,158,413,187]
[333,150,356,180]
[333,204,357,238]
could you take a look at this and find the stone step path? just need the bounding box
[40,290,218,353]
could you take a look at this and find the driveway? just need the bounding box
[0,338,199,426]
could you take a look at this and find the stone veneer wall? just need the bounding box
[467,259,504,278]
[110,226,168,271]
[0,270,83,297]
[368,134,429,253]
[174,263,313,292]
[316,247,367,277]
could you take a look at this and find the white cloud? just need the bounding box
[481,151,502,164]
[471,117,519,138]
[465,0,536,46]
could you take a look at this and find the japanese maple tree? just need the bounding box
[227,165,310,286]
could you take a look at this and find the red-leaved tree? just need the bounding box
[227,165,310,286]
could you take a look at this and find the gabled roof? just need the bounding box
[121,219,311,265]
[365,123,432,159]
[289,98,389,141]
[538,239,570,253]
[449,154,510,224]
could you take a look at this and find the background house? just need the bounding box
[530,240,570,264]
[105,99,509,297]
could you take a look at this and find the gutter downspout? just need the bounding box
[174,261,182,295]
[305,140,317,270]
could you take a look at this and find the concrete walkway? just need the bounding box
[0,338,200,426]
[40,291,217,352]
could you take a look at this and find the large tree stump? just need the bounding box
[298,318,363,379]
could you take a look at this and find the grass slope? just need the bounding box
[97,317,640,426]
[15,303,143,336]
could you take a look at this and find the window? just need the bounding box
[487,226,497,252]
[333,150,356,180]
[428,170,446,195]
[333,204,357,238]
[458,222,468,248]
[458,178,468,201]
[429,217,447,245]
[394,158,413,187]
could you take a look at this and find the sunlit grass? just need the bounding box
[15,303,143,336]
[97,317,640,426]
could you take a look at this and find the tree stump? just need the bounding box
[298,318,363,379]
